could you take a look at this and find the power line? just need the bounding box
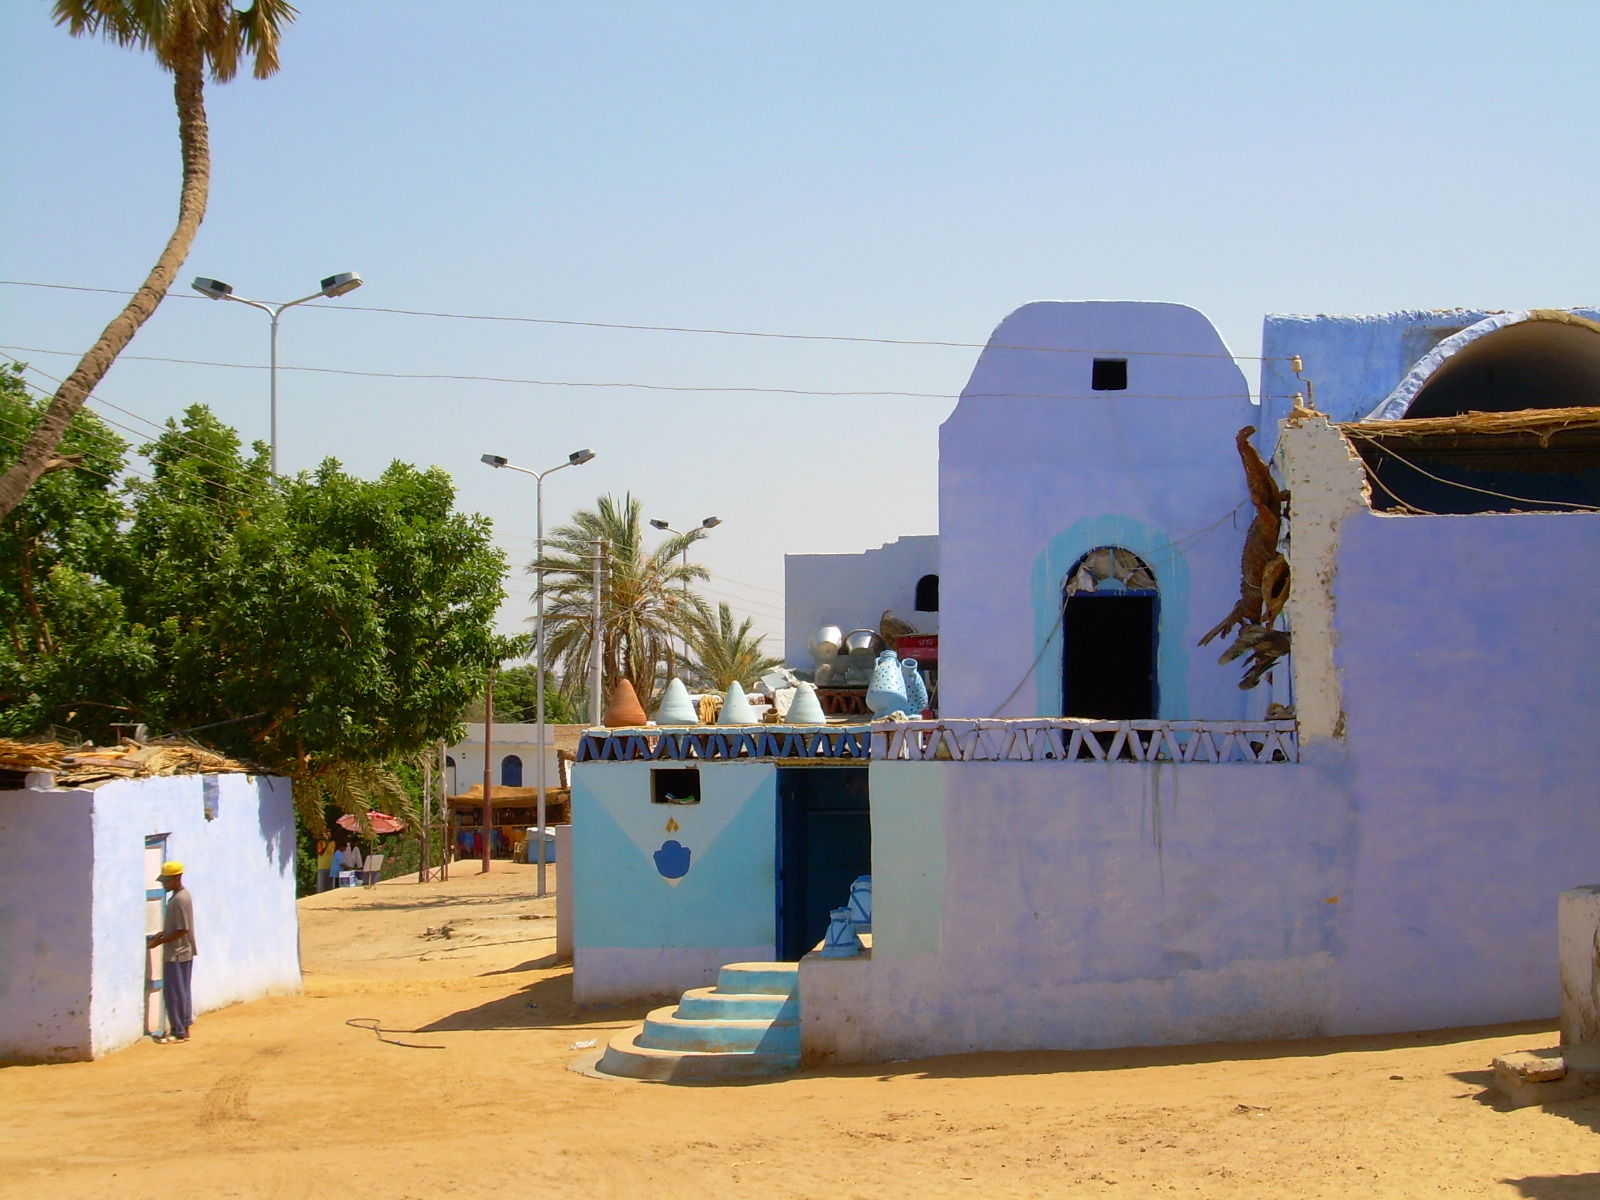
[0,279,1290,362]
[0,343,1276,403]
[6,356,272,481]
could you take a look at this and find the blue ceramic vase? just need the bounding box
[901,659,929,717]
[866,649,910,716]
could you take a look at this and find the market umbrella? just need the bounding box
[336,810,406,835]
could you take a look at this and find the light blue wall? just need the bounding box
[0,791,96,1061]
[808,759,1349,1060]
[939,301,1258,720]
[573,761,778,1000]
[866,764,945,960]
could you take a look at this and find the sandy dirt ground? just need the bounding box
[2,862,1595,1200]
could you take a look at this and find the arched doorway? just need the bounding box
[1061,547,1159,719]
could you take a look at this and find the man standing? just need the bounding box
[147,861,196,1042]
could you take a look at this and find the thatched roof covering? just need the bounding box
[0,738,256,789]
[1340,405,1600,474]
[1342,405,1600,444]
[446,782,570,808]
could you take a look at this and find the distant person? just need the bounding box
[315,838,334,892]
[345,842,364,886]
[147,861,196,1042]
[331,843,345,887]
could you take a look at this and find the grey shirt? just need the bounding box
[162,886,195,962]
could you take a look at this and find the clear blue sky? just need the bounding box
[2,1,1594,650]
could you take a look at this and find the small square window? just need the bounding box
[1092,359,1128,391]
[652,767,700,805]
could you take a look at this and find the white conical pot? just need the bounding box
[654,677,700,724]
[719,680,757,723]
[786,681,827,724]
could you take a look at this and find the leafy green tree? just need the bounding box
[2,401,508,830]
[463,662,583,725]
[114,413,507,818]
[686,603,783,693]
[535,493,709,706]
[0,0,297,520]
[0,364,154,735]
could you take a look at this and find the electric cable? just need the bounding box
[0,279,1293,362]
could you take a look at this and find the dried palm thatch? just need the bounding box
[0,738,255,788]
[1342,405,1600,444]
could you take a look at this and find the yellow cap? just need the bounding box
[159,860,184,877]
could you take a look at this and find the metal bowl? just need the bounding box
[842,628,884,658]
[807,624,844,663]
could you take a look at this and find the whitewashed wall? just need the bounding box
[0,773,298,1062]
[937,301,1258,720]
[1257,306,1600,432]
[803,419,1600,1065]
[0,790,96,1061]
[446,722,566,796]
[784,535,939,670]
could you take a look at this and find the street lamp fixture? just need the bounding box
[480,447,597,897]
[651,517,721,676]
[191,270,364,474]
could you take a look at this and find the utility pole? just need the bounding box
[589,538,605,724]
[419,751,431,883]
[438,739,449,881]
[481,669,494,874]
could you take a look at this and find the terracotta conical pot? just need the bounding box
[603,678,647,728]
[655,677,700,725]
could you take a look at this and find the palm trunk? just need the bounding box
[0,48,210,521]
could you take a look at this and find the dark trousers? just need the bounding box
[163,958,194,1038]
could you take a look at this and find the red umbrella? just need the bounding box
[336,810,406,835]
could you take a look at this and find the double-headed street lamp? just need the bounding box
[650,516,721,675]
[481,448,596,898]
[191,271,364,474]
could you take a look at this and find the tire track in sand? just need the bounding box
[199,1044,286,1130]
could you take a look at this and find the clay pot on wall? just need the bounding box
[604,679,647,727]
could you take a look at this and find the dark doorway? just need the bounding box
[1062,593,1158,718]
[776,767,871,961]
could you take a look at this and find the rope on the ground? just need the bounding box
[344,1017,445,1050]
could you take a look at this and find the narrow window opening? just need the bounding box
[914,573,939,612]
[652,767,700,805]
[1092,358,1128,391]
[500,754,523,787]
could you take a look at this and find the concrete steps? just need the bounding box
[595,961,800,1082]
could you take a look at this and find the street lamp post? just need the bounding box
[191,271,364,475]
[482,448,597,898]
[649,516,721,676]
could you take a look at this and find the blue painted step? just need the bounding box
[595,961,801,1082]
[676,986,797,1021]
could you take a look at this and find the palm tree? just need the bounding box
[535,494,709,708]
[687,603,783,693]
[0,0,297,521]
